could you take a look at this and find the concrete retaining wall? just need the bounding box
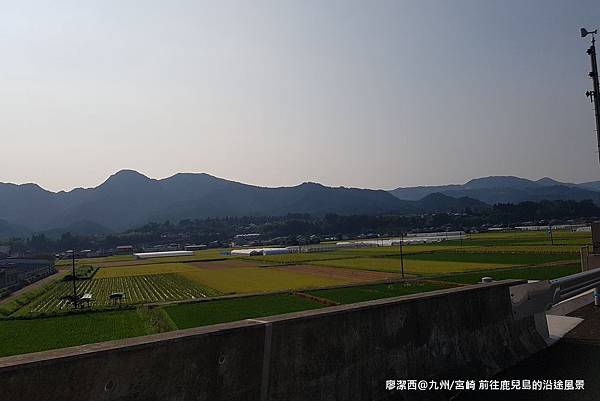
[0,281,546,401]
[587,254,600,270]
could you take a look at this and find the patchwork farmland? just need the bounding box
[0,230,591,356]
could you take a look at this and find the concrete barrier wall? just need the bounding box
[0,281,546,401]
[587,254,600,270]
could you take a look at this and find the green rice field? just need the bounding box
[403,252,574,265]
[306,281,456,304]
[0,310,146,357]
[164,294,326,329]
[19,273,220,315]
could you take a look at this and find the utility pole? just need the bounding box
[582,28,600,164]
[71,250,77,308]
[582,27,600,306]
[399,231,405,280]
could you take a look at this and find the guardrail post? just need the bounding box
[595,287,600,306]
[510,281,555,341]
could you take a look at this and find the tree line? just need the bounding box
[3,199,598,254]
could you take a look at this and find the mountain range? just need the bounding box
[0,171,598,238]
[390,176,600,204]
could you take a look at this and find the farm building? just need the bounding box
[406,231,466,238]
[335,232,466,248]
[184,244,207,251]
[134,251,194,259]
[79,249,94,258]
[230,249,262,256]
[114,245,135,255]
[262,248,291,255]
[233,233,261,246]
[144,243,183,252]
[230,248,290,256]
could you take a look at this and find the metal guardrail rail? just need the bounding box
[508,268,600,340]
[510,268,600,321]
[550,268,600,302]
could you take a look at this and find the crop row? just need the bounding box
[19,274,221,314]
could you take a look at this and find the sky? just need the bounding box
[1,0,600,192]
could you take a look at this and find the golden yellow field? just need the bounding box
[180,267,347,294]
[94,261,347,294]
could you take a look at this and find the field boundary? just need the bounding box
[294,292,340,306]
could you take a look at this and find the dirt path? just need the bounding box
[0,270,66,304]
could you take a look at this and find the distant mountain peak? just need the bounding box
[420,192,453,201]
[298,182,325,188]
[0,182,48,192]
[536,177,565,186]
[111,169,150,179]
[101,169,152,186]
[170,172,209,178]
[464,176,536,189]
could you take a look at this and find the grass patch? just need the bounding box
[0,309,146,357]
[437,263,582,285]
[165,294,325,329]
[136,306,177,334]
[304,281,456,304]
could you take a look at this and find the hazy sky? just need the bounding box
[2,0,600,192]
